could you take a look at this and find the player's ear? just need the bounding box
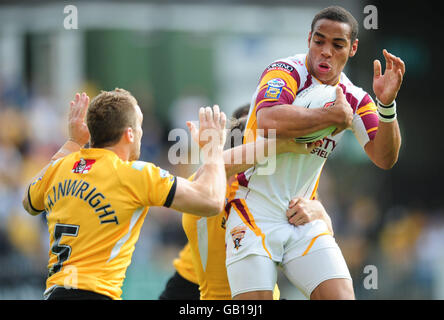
[308,31,312,48]
[123,127,135,143]
[349,38,358,57]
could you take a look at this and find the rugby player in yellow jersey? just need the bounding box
[162,106,332,300]
[22,89,228,300]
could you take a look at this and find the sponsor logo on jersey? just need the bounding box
[267,78,285,88]
[230,225,247,250]
[267,62,294,73]
[72,158,96,174]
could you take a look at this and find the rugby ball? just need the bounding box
[293,84,337,143]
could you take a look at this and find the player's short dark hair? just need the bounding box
[231,104,250,121]
[87,88,138,148]
[227,103,250,149]
[311,6,359,43]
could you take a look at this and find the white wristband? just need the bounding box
[376,99,397,123]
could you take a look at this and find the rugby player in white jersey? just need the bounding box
[225,6,405,300]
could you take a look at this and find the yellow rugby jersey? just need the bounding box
[182,176,238,300]
[183,177,280,300]
[27,148,176,300]
[173,242,198,285]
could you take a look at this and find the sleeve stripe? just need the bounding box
[357,103,377,116]
[282,86,296,99]
[255,98,281,110]
[367,127,378,134]
[27,184,45,213]
[359,111,377,117]
[163,176,177,208]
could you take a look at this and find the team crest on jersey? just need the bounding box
[264,86,282,99]
[264,78,285,99]
[230,226,247,250]
[72,158,95,174]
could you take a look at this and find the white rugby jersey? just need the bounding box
[233,54,379,220]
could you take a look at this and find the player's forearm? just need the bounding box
[257,104,338,138]
[223,139,310,178]
[191,147,226,216]
[223,139,275,178]
[365,120,401,170]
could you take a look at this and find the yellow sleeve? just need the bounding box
[27,159,62,213]
[121,161,177,207]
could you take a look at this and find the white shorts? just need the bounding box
[225,197,336,265]
[225,196,351,298]
[227,246,352,298]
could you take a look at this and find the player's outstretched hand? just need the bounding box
[68,92,90,147]
[187,105,227,150]
[373,49,405,105]
[331,86,353,136]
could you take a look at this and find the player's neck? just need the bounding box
[104,144,130,162]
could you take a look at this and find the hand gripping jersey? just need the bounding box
[27,148,176,300]
[237,53,379,219]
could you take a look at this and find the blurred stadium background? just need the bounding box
[0,0,441,299]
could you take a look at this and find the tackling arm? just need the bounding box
[192,138,318,180]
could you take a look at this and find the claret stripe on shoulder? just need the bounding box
[45,178,119,225]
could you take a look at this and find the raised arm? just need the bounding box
[22,92,90,215]
[365,49,404,170]
[169,105,227,217]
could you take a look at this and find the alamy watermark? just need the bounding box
[63,265,78,289]
[168,126,278,176]
[64,4,379,31]
[363,264,378,290]
[63,5,78,30]
[363,5,378,30]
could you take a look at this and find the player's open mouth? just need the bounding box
[317,63,331,73]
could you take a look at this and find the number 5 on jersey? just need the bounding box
[48,223,79,277]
